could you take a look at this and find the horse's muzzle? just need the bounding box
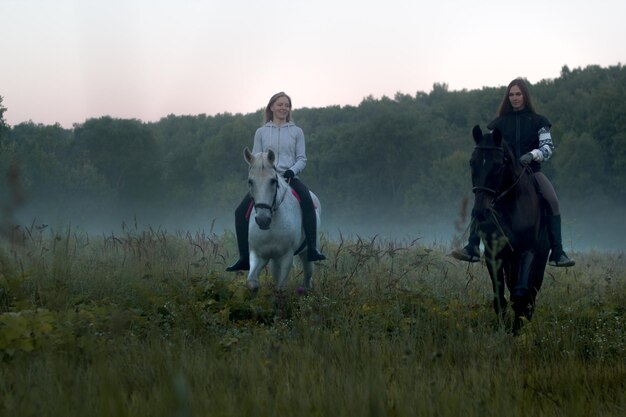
[472,193,493,222]
[255,214,271,230]
[474,208,490,223]
[254,203,273,230]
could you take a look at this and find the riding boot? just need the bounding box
[302,203,326,262]
[450,216,481,262]
[225,204,250,271]
[547,215,575,267]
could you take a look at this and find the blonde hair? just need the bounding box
[264,92,292,123]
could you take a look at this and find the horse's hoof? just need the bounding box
[512,316,530,336]
[247,281,259,294]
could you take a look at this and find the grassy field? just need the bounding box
[0,224,624,417]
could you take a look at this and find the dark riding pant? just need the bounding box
[533,172,560,216]
[285,178,319,251]
[233,192,253,256]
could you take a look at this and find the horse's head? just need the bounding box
[244,147,284,230]
[470,125,509,222]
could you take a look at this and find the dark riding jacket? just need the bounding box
[487,109,553,173]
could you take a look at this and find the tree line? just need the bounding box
[1,63,625,235]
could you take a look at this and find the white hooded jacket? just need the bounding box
[252,121,307,177]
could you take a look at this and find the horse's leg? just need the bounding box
[269,254,293,317]
[512,251,535,334]
[525,250,549,321]
[529,249,549,296]
[272,253,294,290]
[247,252,268,293]
[299,252,314,291]
[487,260,507,322]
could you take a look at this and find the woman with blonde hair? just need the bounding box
[226,92,326,271]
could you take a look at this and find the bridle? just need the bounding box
[251,170,281,213]
[472,145,530,206]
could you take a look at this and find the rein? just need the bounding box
[485,208,515,252]
[490,166,534,252]
[491,165,533,206]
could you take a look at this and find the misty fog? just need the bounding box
[9,196,625,254]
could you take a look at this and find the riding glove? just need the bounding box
[519,153,534,165]
[283,170,295,179]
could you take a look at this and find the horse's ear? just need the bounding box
[267,149,276,165]
[492,128,503,146]
[472,125,483,144]
[244,147,254,165]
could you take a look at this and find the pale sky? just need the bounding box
[1,0,624,128]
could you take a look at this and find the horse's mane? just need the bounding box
[249,151,278,175]
[260,153,276,171]
[484,129,518,171]
[500,139,518,169]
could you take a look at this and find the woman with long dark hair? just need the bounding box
[452,78,574,267]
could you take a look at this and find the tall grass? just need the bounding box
[0,224,624,417]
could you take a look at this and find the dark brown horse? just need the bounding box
[470,125,550,333]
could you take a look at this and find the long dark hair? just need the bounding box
[496,78,536,116]
[264,92,292,123]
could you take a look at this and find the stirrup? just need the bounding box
[225,257,250,271]
[450,246,480,263]
[548,252,575,267]
[307,248,326,262]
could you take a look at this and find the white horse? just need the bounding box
[244,147,321,293]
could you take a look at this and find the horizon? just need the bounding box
[2,0,625,129]
[3,62,621,129]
